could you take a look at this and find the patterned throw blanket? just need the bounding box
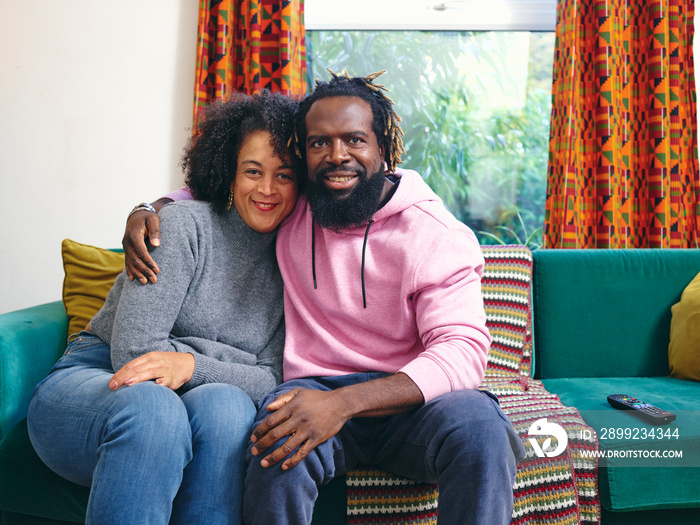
[345,245,601,524]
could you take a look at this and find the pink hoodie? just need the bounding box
[277,169,491,402]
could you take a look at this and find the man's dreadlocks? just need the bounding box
[293,70,406,173]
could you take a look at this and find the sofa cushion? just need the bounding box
[669,271,700,382]
[533,248,700,379]
[0,419,89,523]
[61,239,124,339]
[542,376,700,511]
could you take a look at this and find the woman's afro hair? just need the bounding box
[293,70,405,173]
[182,89,302,213]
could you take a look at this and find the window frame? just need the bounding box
[304,0,556,32]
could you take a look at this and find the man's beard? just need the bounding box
[307,166,386,231]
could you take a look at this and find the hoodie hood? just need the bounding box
[371,168,443,224]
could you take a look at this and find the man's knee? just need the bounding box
[426,390,522,464]
[428,389,508,430]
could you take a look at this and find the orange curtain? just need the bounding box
[544,0,700,248]
[192,0,307,125]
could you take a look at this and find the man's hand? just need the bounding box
[122,198,171,284]
[109,351,195,391]
[250,389,349,471]
[249,374,424,471]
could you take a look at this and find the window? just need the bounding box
[305,1,555,246]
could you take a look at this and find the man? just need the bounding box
[124,72,525,524]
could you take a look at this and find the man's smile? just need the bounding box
[321,171,361,192]
[326,174,356,182]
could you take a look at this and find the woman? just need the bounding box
[27,90,301,525]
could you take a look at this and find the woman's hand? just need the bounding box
[109,352,195,391]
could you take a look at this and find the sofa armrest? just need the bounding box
[0,302,68,439]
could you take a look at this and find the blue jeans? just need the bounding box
[27,332,256,525]
[243,373,526,525]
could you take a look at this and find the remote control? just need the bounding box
[607,394,676,425]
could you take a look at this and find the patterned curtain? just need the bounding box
[192,0,307,125]
[544,0,700,248]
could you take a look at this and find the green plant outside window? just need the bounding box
[307,31,554,249]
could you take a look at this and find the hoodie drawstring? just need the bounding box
[361,220,374,309]
[310,219,374,308]
[311,219,317,289]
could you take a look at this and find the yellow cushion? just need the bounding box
[61,239,124,338]
[668,271,700,382]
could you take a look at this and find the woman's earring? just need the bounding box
[226,189,234,212]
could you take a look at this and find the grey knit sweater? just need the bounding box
[91,200,284,402]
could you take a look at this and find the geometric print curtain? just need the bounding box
[544,0,700,248]
[192,0,307,126]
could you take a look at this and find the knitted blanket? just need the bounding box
[345,245,601,524]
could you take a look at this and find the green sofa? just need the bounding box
[1,248,699,524]
[532,249,700,524]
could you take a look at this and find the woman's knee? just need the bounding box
[181,384,256,439]
[29,379,191,484]
[108,382,191,447]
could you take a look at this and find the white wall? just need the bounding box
[0,0,199,314]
